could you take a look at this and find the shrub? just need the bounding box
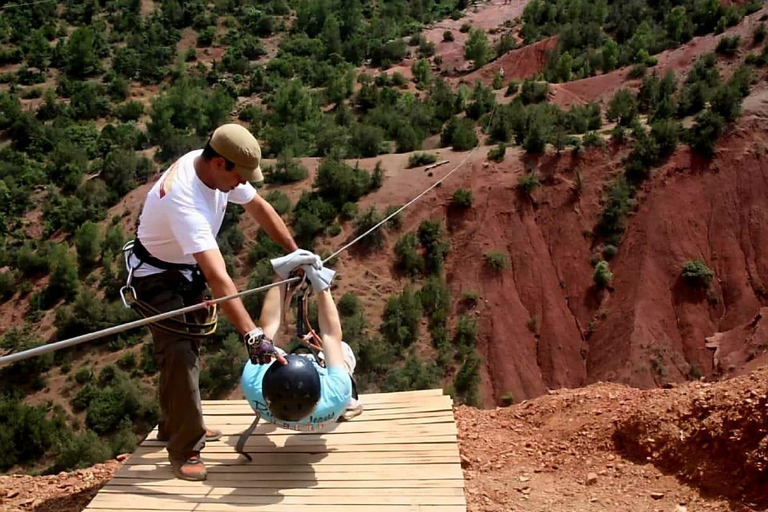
[354,206,385,249]
[394,232,425,276]
[582,131,604,148]
[338,293,361,317]
[517,173,540,196]
[442,116,478,151]
[462,290,479,307]
[607,89,638,127]
[487,143,506,162]
[263,154,309,184]
[754,23,766,43]
[418,220,450,275]
[505,81,519,97]
[49,429,111,473]
[451,188,473,208]
[689,109,724,158]
[519,80,549,104]
[593,260,613,288]
[74,221,101,269]
[200,334,247,399]
[500,391,516,406]
[383,205,403,230]
[464,28,492,69]
[598,175,633,236]
[381,354,442,392]
[682,259,714,287]
[485,251,509,271]
[454,351,481,405]
[114,101,144,122]
[73,366,92,385]
[443,30,454,42]
[418,276,451,326]
[0,395,62,470]
[117,352,136,371]
[380,286,422,347]
[454,315,478,349]
[340,202,358,221]
[408,152,438,168]
[715,35,742,55]
[265,190,291,215]
[460,23,472,33]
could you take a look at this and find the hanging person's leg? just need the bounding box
[340,341,363,421]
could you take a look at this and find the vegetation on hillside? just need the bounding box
[0,0,762,474]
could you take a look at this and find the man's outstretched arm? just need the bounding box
[243,194,298,252]
[194,248,256,335]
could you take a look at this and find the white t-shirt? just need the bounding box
[127,149,257,278]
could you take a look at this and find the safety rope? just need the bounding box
[0,104,498,368]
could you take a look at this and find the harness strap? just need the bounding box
[235,413,261,462]
[121,239,218,337]
[132,237,199,272]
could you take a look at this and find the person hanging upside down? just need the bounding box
[240,257,363,432]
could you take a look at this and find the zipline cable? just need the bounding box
[0,104,498,368]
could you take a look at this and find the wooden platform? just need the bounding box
[84,389,466,511]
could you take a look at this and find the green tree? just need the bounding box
[411,58,432,87]
[607,89,638,126]
[464,28,492,70]
[381,286,422,347]
[63,27,100,78]
[74,221,101,269]
[682,259,714,287]
[594,260,612,288]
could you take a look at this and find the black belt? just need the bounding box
[132,237,199,272]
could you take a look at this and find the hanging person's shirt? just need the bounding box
[126,149,257,279]
[241,353,354,432]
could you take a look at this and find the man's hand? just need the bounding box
[271,249,322,279]
[244,327,287,365]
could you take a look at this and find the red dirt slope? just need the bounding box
[459,365,768,511]
[460,37,557,86]
[550,5,768,108]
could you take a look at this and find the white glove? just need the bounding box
[270,249,322,279]
[300,264,336,292]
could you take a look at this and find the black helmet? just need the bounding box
[262,355,321,421]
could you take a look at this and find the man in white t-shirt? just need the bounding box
[123,124,312,481]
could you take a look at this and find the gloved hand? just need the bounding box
[300,263,336,292]
[270,249,322,279]
[244,327,287,365]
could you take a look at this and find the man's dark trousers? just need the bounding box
[133,270,209,462]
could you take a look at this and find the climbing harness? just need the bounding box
[121,239,219,338]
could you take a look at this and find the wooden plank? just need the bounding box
[115,466,463,481]
[99,486,465,497]
[141,434,457,449]
[126,447,459,465]
[145,422,458,438]
[200,389,445,407]
[88,493,465,507]
[117,463,463,479]
[88,506,465,512]
[133,443,460,454]
[200,398,453,415]
[86,389,465,511]
[199,414,455,428]
[200,410,454,424]
[119,462,461,473]
[126,451,460,465]
[106,478,464,489]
